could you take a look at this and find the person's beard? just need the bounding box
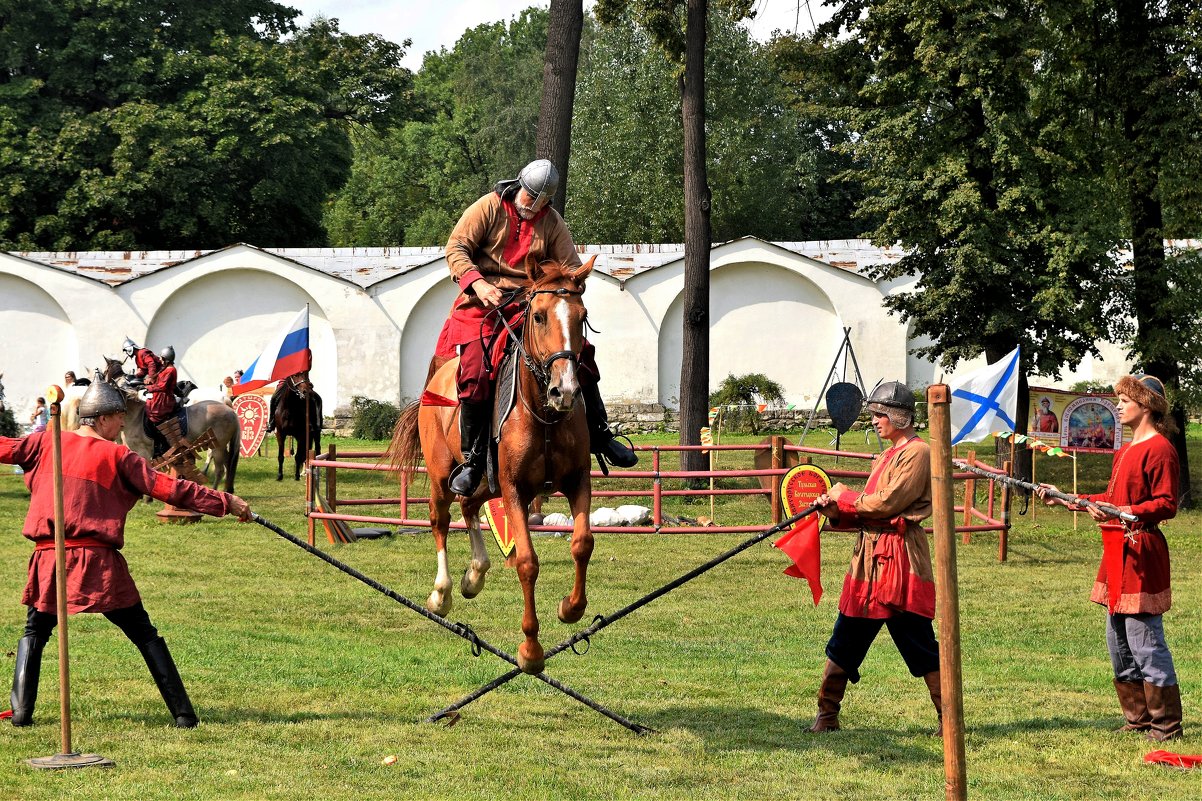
[516,202,536,220]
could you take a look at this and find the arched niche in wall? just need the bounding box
[657,262,841,409]
[0,274,77,414]
[146,270,335,408]
[398,278,460,403]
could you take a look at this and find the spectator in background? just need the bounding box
[220,376,234,406]
[64,371,91,388]
[29,398,47,433]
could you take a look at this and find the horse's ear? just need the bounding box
[575,255,595,284]
[525,254,544,283]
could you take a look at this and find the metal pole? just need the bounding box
[926,384,967,801]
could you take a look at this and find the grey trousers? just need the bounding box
[1107,612,1178,687]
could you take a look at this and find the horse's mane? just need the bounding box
[531,259,585,292]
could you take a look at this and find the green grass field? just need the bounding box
[1,428,1201,800]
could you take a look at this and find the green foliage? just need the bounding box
[350,395,401,440]
[324,9,547,246]
[1069,380,1115,395]
[708,372,784,433]
[0,406,17,437]
[0,3,414,249]
[796,1,1128,384]
[569,6,840,243]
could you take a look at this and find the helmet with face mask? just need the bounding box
[517,159,559,208]
[122,337,137,357]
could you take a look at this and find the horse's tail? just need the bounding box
[224,425,241,494]
[386,400,424,473]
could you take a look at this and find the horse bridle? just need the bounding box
[490,287,585,393]
[287,374,311,398]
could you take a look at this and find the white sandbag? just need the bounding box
[616,504,652,525]
[541,512,571,528]
[589,507,622,527]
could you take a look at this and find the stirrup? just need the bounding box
[449,461,483,496]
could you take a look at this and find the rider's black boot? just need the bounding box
[449,402,490,496]
[580,380,637,469]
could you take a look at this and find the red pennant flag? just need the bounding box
[1145,750,1202,769]
[774,514,822,605]
[1099,523,1127,613]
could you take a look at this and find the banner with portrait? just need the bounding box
[1027,386,1122,454]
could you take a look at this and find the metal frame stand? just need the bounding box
[797,326,879,451]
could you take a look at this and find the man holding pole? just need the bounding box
[1,378,252,729]
[806,381,943,735]
[1038,374,1183,741]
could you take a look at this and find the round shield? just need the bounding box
[826,382,864,434]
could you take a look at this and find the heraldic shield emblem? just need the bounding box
[232,393,270,457]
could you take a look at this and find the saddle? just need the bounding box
[484,343,522,495]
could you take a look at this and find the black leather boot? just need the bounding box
[579,380,637,469]
[449,401,490,497]
[138,637,198,728]
[10,635,45,727]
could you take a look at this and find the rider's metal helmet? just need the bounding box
[866,380,915,428]
[78,374,126,418]
[122,337,137,357]
[517,159,559,207]
[160,345,175,364]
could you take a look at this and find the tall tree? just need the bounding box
[324,9,548,246]
[537,0,585,215]
[801,0,1127,466]
[595,0,754,477]
[1089,0,1202,501]
[0,3,412,249]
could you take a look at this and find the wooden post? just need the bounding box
[1030,447,1037,523]
[770,435,784,524]
[926,385,967,801]
[652,448,662,528]
[961,449,975,542]
[326,444,337,514]
[1072,454,1079,531]
[999,459,1012,563]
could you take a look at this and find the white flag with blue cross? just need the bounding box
[949,346,1021,445]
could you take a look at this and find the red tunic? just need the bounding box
[0,431,233,614]
[144,363,178,423]
[1082,434,1178,614]
[133,348,162,381]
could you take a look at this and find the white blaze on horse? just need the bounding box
[388,256,597,675]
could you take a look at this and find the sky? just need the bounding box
[283,0,834,70]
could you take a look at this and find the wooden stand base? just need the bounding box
[156,504,202,524]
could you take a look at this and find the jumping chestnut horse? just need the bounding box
[388,256,597,674]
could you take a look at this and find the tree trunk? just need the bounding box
[678,0,711,482]
[1117,0,1192,505]
[536,0,583,216]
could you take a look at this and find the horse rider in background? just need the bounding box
[437,158,637,497]
[142,346,179,458]
[122,337,162,387]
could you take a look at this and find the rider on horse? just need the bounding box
[142,346,179,458]
[437,158,637,497]
[122,337,163,387]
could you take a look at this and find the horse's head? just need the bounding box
[524,255,595,413]
[287,373,314,397]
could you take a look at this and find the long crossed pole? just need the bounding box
[251,514,650,733]
[427,502,823,724]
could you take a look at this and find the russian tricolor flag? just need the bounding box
[232,307,312,396]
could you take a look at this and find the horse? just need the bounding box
[388,256,597,675]
[271,373,322,481]
[91,356,242,493]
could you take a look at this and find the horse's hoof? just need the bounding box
[460,570,486,599]
[426,591,451,617]
[275,475,283,482]
[517,644,545,675]
[557,595,585,624]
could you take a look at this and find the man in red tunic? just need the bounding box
[438,158,637,496]
[806,381,942,735]
[1039,374,1182,741]
[1,379,252,729]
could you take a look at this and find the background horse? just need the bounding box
[272,373,322,481]
[93,357,241,493]
[388,256,596,674]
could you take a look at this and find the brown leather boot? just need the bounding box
[924,671,943,737]
[1113,679,1152,732]
[1145,682,1183,742]
[807,660,849,732]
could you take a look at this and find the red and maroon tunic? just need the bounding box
[830,437,936,619]
[1082,434,1178,615]
[144,363,178,423]
[133,347,162,381]
[0,431,234,614]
